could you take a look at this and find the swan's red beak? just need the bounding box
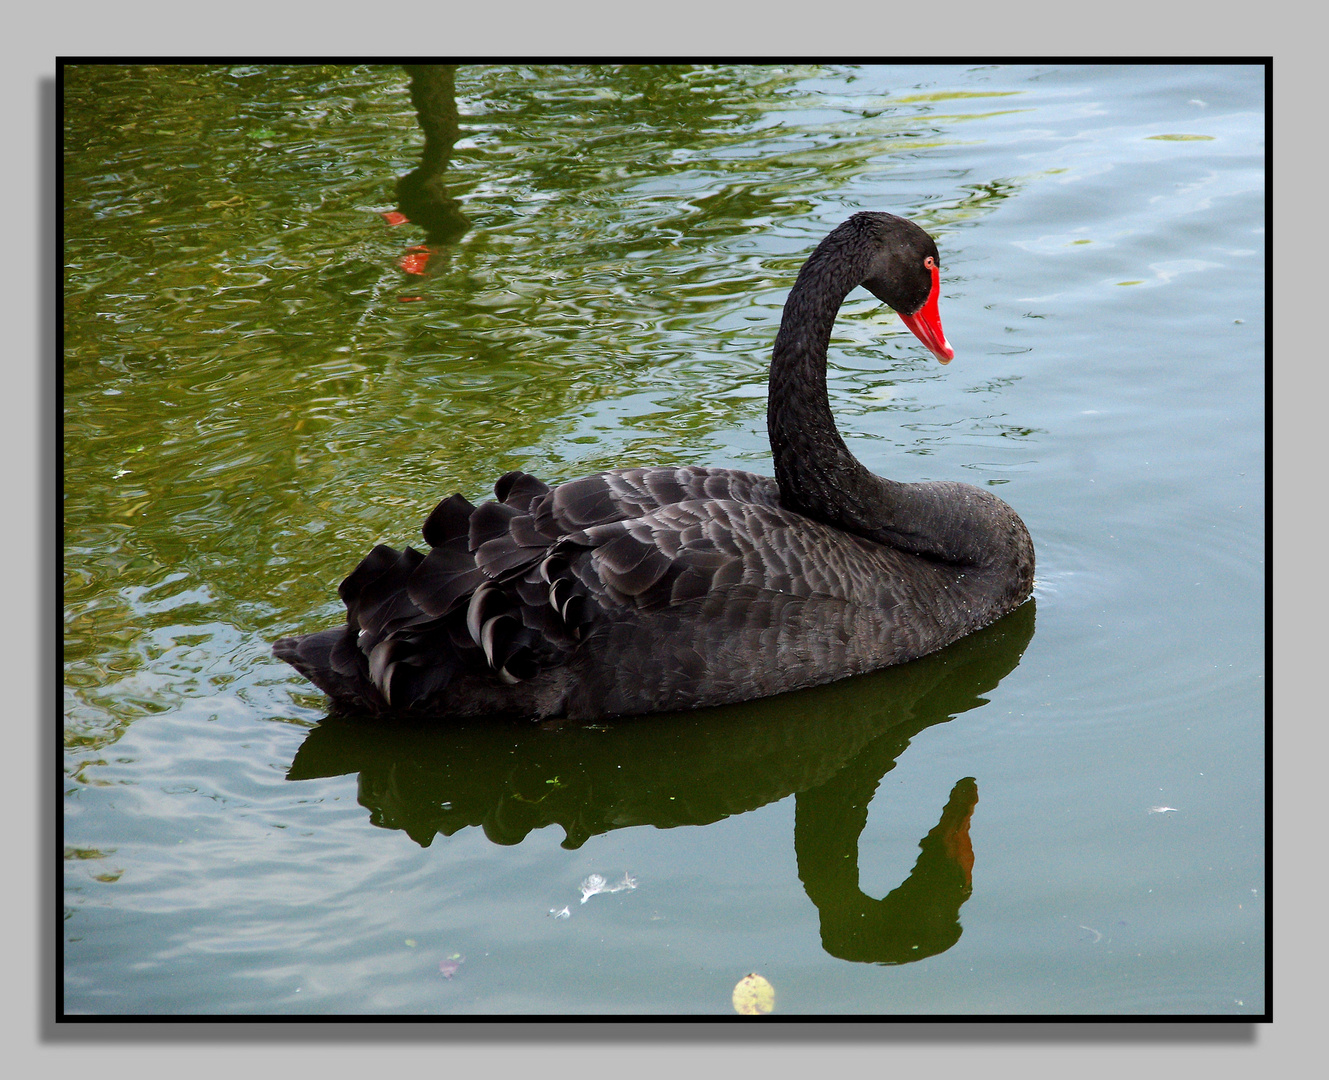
[898,260,954,364]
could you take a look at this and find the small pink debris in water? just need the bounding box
[439,954,465,979]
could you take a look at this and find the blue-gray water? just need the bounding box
[62,63,1265,1016]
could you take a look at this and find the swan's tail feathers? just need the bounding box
[272,627,390,715]
[274,471,597,716]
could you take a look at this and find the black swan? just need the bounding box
[274,212,1035,720]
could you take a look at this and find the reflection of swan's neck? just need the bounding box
[796,771,977,965]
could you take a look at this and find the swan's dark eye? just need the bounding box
[924,256,937,271]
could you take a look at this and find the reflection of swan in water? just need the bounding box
[287,598,1034,966]
[391,64,470,244]
[799,765,978,965]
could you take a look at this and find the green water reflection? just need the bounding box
[64,63,1025,745]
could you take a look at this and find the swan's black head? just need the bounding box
[845,212,954,363]
[842,213,936,307]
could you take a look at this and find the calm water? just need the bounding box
[61,63,1266,1016]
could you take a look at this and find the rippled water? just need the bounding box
[62,63,1265,1016]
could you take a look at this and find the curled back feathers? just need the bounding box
[333,465,919,710]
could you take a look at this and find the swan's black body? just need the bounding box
[274,213,1035,720]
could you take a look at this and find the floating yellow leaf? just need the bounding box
[732,973,775,1015]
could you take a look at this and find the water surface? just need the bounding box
[62,62,1265,1016]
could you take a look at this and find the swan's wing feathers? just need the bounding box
[508,513,549,548]
[666,550,742,604]
[285,466,886,714]
[475,533,547,579]
[587,529,675,599]
[406,543,484,617]
[539,474,628,530]
[574,497,887,613]
[469,499,521,549]
[337,543,404,609]
[531,467,781,535]
[421,492,475,547]
[383,473,793,697]
[493,469,551,511]
[341,544,431,646]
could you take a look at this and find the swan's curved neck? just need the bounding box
[767,239,873,528]
[766,241,1030,576]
